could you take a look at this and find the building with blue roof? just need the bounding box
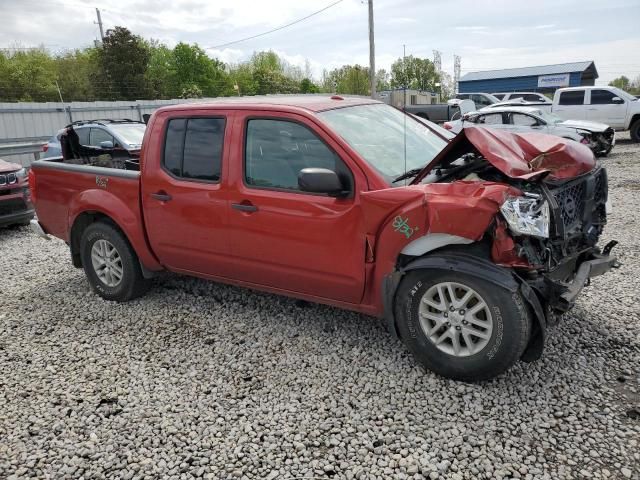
[458,61,598,94]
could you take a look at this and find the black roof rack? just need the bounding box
[65,118,144,128]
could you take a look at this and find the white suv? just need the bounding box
[552,86,640,141]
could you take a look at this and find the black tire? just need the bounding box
[80,221,149,302]
[630,120,640,143]
[394,269,531,382]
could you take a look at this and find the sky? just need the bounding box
[1,0,639,85]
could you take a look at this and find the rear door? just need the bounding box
[586,89,627,128]
[142,112,234,276]
[225,111,366,304]
[553,90,587,120]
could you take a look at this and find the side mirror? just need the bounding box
[99,140,114,149]
[298,168,346,196]
[611,96,624,104]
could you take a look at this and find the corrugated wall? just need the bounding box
[0,98,206,166]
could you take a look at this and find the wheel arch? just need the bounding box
[383,249,547,362]
[69,210,160,278]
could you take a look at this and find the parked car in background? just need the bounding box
[43,119,147,159]
[484,98,552,113]
[492,92,551,104]
[0,158,33,228]
[552,86,640,141]
[455,93,501,109]
[404,99,476,123]
[444,106,616,156]
[29,95,617,381]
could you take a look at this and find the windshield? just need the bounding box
[109,123,146,147]
[538,111,566,124]
[319,104,448,184]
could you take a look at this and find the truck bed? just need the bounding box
[30,157,142,243]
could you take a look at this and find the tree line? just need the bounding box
[0,26,449,103]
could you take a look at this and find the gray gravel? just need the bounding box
[1,134,639,480]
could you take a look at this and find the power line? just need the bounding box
[207,0,345,50]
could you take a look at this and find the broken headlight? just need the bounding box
[500,195,550,238]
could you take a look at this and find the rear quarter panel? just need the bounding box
[31,163,161,270]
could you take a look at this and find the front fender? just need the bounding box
[68,189,162,271]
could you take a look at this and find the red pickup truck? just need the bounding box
[29,95,617,381]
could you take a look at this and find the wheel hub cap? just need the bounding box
[91,239,123,288]
[418,281,493,357]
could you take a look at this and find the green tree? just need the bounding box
[390,55,440,92]
[145,41,177,99]
[321,65,369,95]
[172,42,230,97]
[0,48,58,101]
[94,26,150,100]
[300,78,319,93]
[55,48,100,101]
[609,75,631,91]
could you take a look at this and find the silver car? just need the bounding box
[42,119,146,159]
[444,106,615,157]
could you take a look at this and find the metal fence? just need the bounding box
[0,98,206,166]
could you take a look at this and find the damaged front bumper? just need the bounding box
[541,242,619,313]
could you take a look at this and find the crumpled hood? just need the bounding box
[0,158,22,173]
[557,119,611,133]
[412,126,595,183]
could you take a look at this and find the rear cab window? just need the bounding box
[558,91,585,105]
[162,117,225,182]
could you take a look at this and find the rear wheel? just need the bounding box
[395,269,531,381]
[80,221,149,302]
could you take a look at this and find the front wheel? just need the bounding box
[395,269,531,381]
[630,120,640,143]
[80,221,149,302]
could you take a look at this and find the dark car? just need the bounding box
[0,159,33,228]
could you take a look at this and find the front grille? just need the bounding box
[0,173,18,186]
[550,167,607,237]
[554,182,585,231]
[0,198,27,216]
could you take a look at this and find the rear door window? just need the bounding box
[558,91,585,105]
[162,117,225,182]
[478,113,503,124]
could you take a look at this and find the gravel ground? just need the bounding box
[1,134,639,480]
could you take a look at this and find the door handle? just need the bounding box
[232,202,258,213]
[151,191,172,202]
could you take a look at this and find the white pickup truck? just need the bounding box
[552,86,640,142]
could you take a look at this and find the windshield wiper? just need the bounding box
[392,167,423,183]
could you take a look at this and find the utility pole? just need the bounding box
[454,55,461,94]
[95,8,105,43]
[403,44,407,108]
[368,0,376,99]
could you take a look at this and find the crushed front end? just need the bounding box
[411,126,619,323]
[499,164,618,316]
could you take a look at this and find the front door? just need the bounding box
[586,89,628,129]
[142,112,233,276]
[226,113,366,304]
